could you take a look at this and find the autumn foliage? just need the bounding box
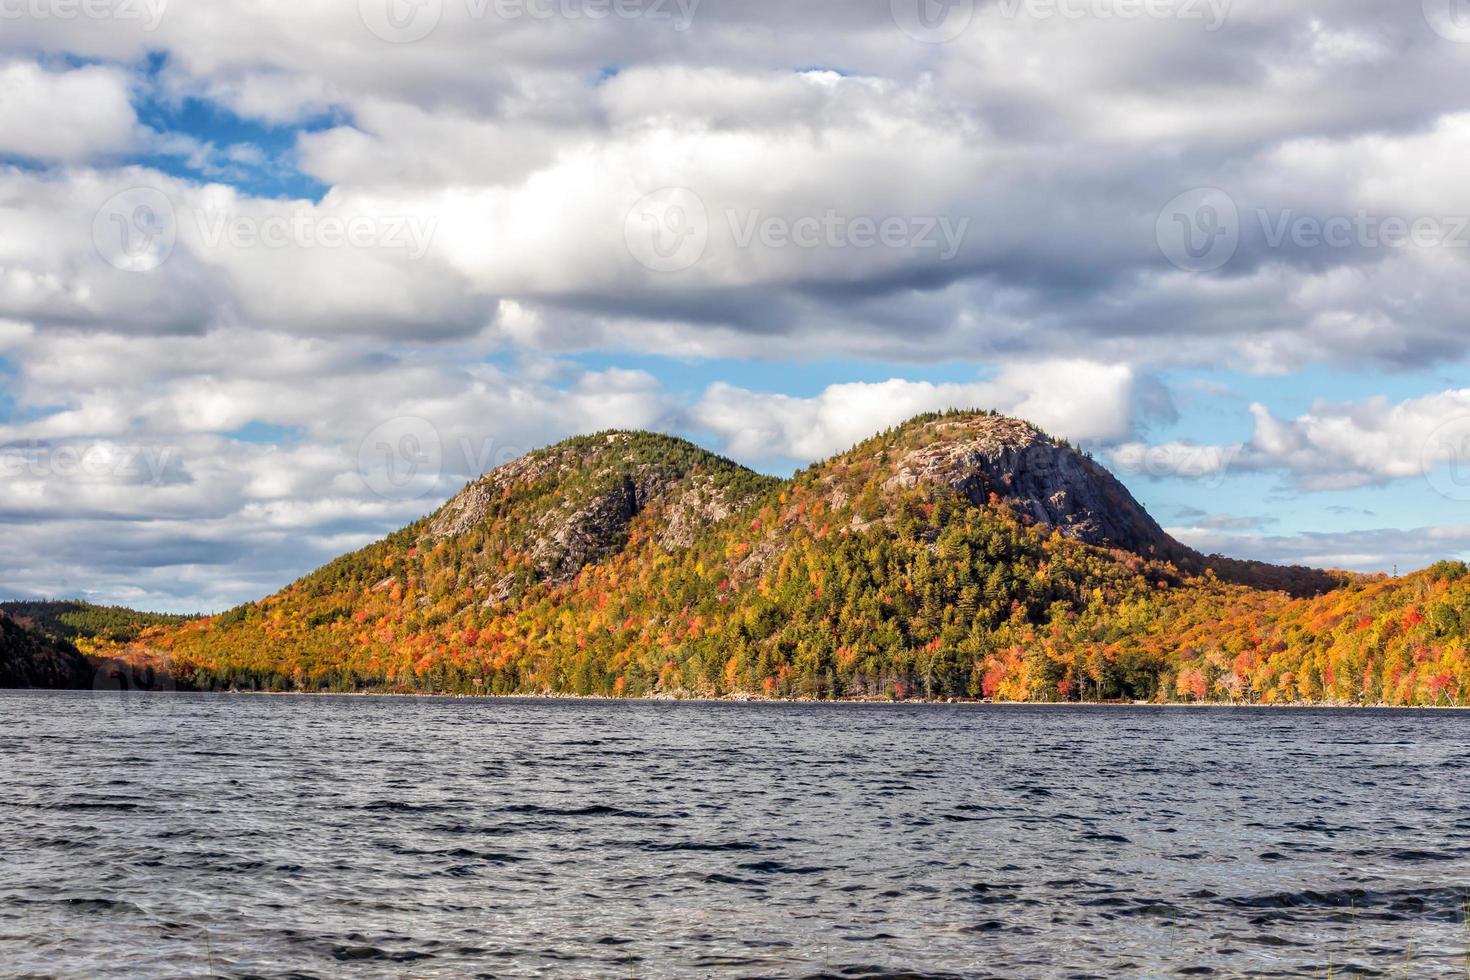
[116,414,1470,706]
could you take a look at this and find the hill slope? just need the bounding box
[0,611,92,689]
[124,411,1469,705]
[0,600,198,649]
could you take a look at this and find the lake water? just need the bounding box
[2,693,1468,978]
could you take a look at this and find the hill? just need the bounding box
[106,411,1470,705]
[0,600,198,650]
[0,611,92,689]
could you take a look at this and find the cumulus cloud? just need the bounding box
[0,167,493,338]
[0,325,678,610]
[1109,387,1470,494]
[1240,391,1470,490]
[1,5,1467,365]
[690,361,1138,463]
[0,61,140,161]
[1108,441,1244,487]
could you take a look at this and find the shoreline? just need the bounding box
[52,686,1470,711]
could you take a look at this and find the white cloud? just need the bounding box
[1108,441,1243,486]
[0,61,140,161]
[0,167,493,338]
[1241,391,1470,490]
[0,322,679,609]
[4,8,1470,366]
[1107,387,1470,493]
[691,361,1137,463]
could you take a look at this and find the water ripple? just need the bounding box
[1,693,1468,977]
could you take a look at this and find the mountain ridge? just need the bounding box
[812,413,1344,597]
[66,410,1470,706]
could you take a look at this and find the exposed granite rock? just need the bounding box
[656,477,744,550]
[428,439,594,540]
[881,415,1178,558]
[869,415,1342,596]
[528,470,661,580]
[425,432,771,602]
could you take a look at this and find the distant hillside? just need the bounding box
[1141,560,1470,705]
[0,611,91,689]
[105,409,1470,706]
[0,600,198,649]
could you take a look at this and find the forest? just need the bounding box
[82,413,1470,707]
[0,600,198,648]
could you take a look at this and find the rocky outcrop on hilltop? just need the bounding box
[422,431,779,596]
[881,415,1178,557]
[872,414,1340,597]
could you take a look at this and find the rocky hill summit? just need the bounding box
[431,432,772,557]
[818,412,1340,598]
[877,414,1176,556]
[420,431,779,603]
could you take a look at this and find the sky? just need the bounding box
[1,0,1470,613]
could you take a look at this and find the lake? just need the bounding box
[2,692,1467,977]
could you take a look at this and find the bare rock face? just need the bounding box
[424,432,771,599]
[527,469,666,581]
[882,416,1179,557]
[656,477,744,550]
[428,442,586,541]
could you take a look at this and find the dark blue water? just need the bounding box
[2,692,1468,978]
